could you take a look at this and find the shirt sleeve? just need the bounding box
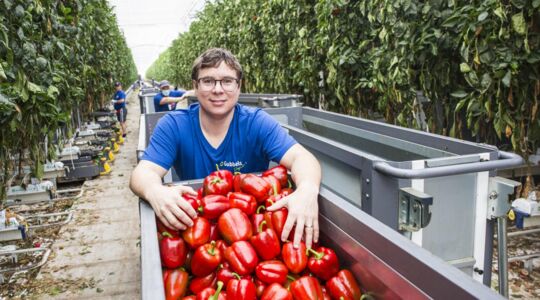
[120,91,126,100]
[141,115,178,170]
[253,110,297,163]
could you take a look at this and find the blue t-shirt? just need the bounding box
[113,90,126,110]
[154,90,185,112]
[142,103,297,180]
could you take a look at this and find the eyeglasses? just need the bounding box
[196,77,239,92]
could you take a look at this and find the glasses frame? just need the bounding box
[196,77,240,92]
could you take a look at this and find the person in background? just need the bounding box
[153,80,186,112]
[130,48,321,249]
[112,82,127,137]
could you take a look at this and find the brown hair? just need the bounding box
[191,48,243,81]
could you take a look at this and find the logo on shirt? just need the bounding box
[219,161,247,173]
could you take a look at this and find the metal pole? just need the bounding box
[497,217,508,297]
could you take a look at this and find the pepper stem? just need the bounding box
[272,183,278,196]
[288,179,293,189]
[209,281,224,300]
[162,231,173,238]
[215,164,220,171]
[256,205,266,214]
[306,247,324,260]
[258,220,267,233]
[208,241,216,255]
[286,274,296,282]
[232,272,241,280]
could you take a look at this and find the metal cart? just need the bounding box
[187,93,302,108]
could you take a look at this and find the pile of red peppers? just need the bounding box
[159,165,365,300]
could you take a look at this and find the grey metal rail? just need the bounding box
[373,151,523,179]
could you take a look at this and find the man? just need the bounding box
[112,82,127,137]
[130,48,321,249]
[153,80,186,112]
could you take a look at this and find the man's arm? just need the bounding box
[267,144,321,249]
[130,160,198,230]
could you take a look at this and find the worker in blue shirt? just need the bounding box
[153,80,186,112]
[112,82,127,137]
[130,48,322,249]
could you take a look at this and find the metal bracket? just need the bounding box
[487,177,520,219]
[398,187,433,232]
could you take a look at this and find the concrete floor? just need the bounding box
[35,91,141,299]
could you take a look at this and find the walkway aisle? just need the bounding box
[36,91,142,299]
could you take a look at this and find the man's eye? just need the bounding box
[223,79,235,84]
[202,79,214,84]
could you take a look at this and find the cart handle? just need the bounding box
[373,151,523,179]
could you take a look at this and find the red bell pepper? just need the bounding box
[307,246,340,281]
[191,241,223,277]
[260,283,293,300]
[262,165,289,188]
[163,268,171,282]
[198,187,204,199]
[251,206,267,233]
[228,192,257,216]
[183,193,202,211]
[197,281,226,300]
[326,269,362,300]
[250,221,281,260]
[282,242,308,274]
[255,260,288,285]
[264,208,288,238]
[165,268,189,300]
[184,251,193,271]
[189,272,217,294]
[204,169,233,196]
[233,173,246,192]
[240,174,271,202]
[209,223,221,241]
[182,217,211,249]
[160,232,188,268]
[215,240,228,254]
[290,276,324,300]
[200,195,230,220]
[254,279,266,298]
[217,262,252,286]
[226,273,257,300]
[262,174,282,196]
[321,286,332,300]
[281,187,293,196]
[157,217,180,237]
[264,193,283,208]
[218,208,253,244]
[183,296,196,300]
[224,241,259,275]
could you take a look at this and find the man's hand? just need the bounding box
[267,182,319,249]
[147,184,198,230]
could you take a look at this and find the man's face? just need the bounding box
[115,85,121,91]
[193,61,240,120]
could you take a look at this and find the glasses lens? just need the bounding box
[198,78,237,91]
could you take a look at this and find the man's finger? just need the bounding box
[313,218,320,244]
[177,197,197,220]
[168,205,193,229]
[304,218,314,249]
[293,217,305,248]
[281,213,297,242]
[162,210,186,231]
[267,198,288,212]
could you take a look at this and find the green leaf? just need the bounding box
[460,63,471,73]
[478,12,488,22]
[481,73,492,89]
[451,90,468,98]
[27,82,43,93]
[534,0,540,8]
[511,12,526,35]
[502,70,511,87]
[47,85,59,98]
[0,63,6,80]
[455,98,468,112]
